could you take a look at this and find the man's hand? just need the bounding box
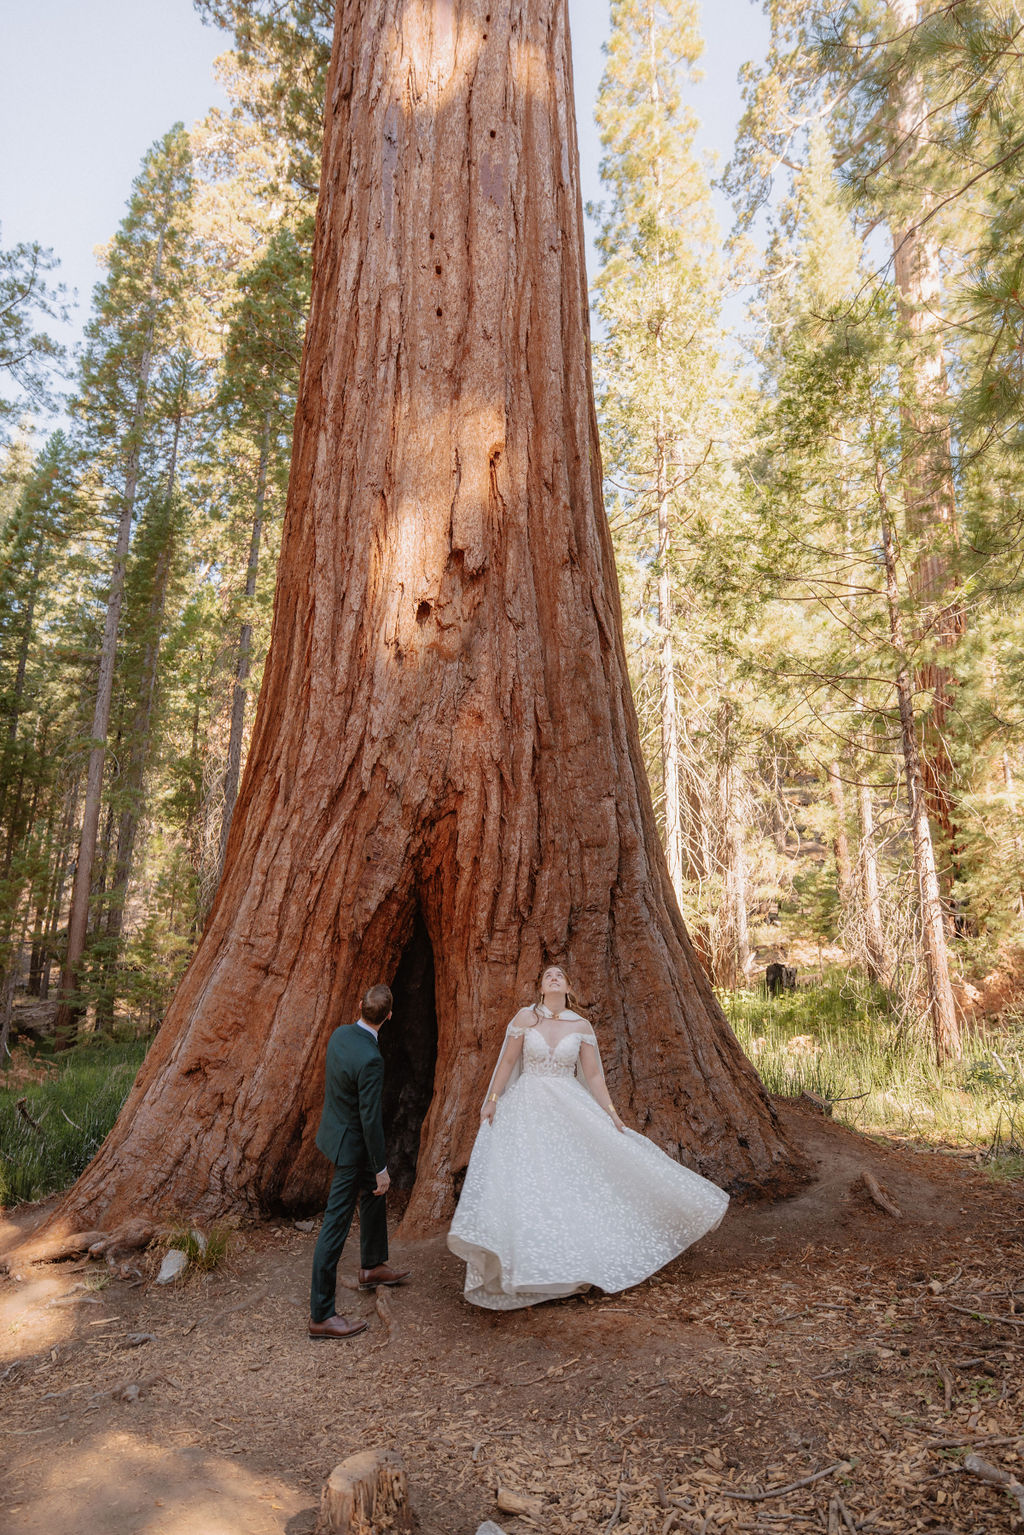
[374,1168,390,1196]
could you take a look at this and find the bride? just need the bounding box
[447,965,729,1309]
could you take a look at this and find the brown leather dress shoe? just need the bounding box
[308,1313,368,1340]
[358,1262,411,1289]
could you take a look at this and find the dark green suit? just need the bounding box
[310,1022,390,1322]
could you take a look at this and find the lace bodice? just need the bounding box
[517,1026,590,1078]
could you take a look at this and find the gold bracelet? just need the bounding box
[488,1093,499,1103]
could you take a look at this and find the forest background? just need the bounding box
[2,0,1023,1201]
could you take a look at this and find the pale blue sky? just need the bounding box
[0,0,767,362]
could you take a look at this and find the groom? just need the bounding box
[308,983,411,1339]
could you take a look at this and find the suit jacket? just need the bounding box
[315,1023,388,1173]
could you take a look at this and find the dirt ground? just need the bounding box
[1,1101,1022,1535]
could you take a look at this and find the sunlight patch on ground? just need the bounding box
[1,1271,83,1359]
[5,1431,311,1535]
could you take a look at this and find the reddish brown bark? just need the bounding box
[53,0,805,1236]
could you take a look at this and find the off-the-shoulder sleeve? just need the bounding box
[506,1023,530,1038]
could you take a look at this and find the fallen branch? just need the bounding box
[934,1359,954,1412]
[860,1170,902,1217]
[512,1355,582,1389]
[375,1286,395,1346]
[15,1097,43,1130]
[604,1485,625,1533]
[943,1301,1024,1330]
[207,1285,269,1325]
[834,1492,857,1532]
[962,1453,1024,1517]
[721,1461,852,1502]
[40,1382,91,1402]
[924,1433,1024,1451]
[90,1371,172,1404]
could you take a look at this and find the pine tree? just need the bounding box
[0,230,68,439]
[0,432,84,1051]
[53,126,194,1043]
[592,0,725,915]
[215,228,308,876]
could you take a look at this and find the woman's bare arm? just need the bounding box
[480,1015,529,1122]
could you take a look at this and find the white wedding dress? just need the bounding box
[447,1010,729,1310]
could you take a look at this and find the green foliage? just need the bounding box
[0,230,68,437]
[4,0,1024,1088]
[192,0,332,202]
[0,1039,147,1206]
[165,1220,232,1271]
[726,974,1024,1155]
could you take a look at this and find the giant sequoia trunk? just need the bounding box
[54,0,804,1235]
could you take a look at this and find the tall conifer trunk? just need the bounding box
[828,761,852,906]
[887,0,963,918]
[53,232,167,1045]
[856,775,890,991]
[656,432,683,904]
[53,0,804,1234]
[218,407,273,878]
[647,8,683,907]
[97,407,185,1027]
[876,459,960,1061]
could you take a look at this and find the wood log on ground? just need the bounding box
[797,1091,833,1117]
[962,1453,1024,1517]
[860,1170,903,1217]
[11,1000,58,1042]
[46,0,807,1238]
[318,1449,413,1534]
[495,1486,544,1519]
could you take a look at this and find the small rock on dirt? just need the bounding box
[294,1219,315,1232]
[475,1526,508,1535]
[156,1249,188,1285]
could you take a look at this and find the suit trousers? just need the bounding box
[309,1160,389,1322]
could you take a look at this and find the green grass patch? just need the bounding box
[165,1221,232,1272]
[0,1038,147,1207]
[724,970,1024,1162]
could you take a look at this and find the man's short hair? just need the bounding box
[361,984,393,1025]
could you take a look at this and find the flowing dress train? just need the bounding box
[447,1021,729,1309]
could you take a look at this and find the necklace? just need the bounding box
[537,1001,571,1018]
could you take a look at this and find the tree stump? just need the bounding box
[318,1449,413,1534]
